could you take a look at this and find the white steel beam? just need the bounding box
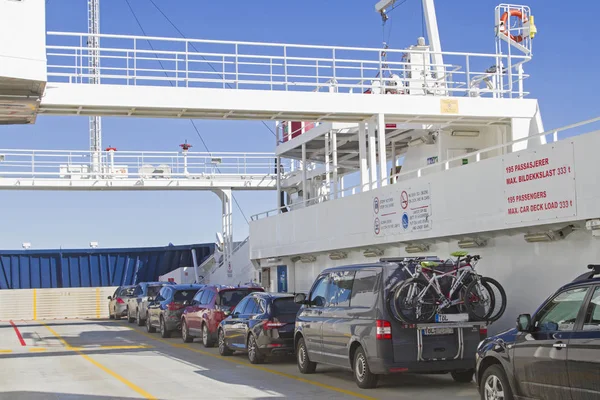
[377,113,388,187]
[358,122,369,192]
[332,129,338,198]
[422,0,445,84]
[368,118,378,190]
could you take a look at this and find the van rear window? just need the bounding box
[273,298,301,315]
[219,289,262,307]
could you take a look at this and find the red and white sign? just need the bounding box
[504,143,576,224]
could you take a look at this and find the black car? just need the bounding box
[217,292,301,364]
[476,264,600,400]
[146,284,204,338]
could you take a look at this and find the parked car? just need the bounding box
[146,284,204,338]
[126,281,176,326]
[108,285,135,320]
[476,264,600,400]
[181,284,264,347]
[293,260,488,389]
[217,292,301,364]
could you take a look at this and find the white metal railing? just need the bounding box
[0,149,281,180]
[251,116,600,220]
[46,32,531,98]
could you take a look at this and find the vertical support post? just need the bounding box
[391,140,396,183]
[332,129,338,198]
[358,121,369,192]
[301,144,307,206]
[368,118,378,190]
[324,132,330,199]
[191,249,200,283]
[377,113,388,187]
[276,156,282,212]
[422,0,445,87]
[219,189,233,278]
[518,64,524,98]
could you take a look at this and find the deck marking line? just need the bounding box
[124,324,377,400]
[95,288,101,318]
[33,289,37,320]
[29,348,47,352]
[0,350,12,353]
[42,322,156,400]
[9,320,26,346]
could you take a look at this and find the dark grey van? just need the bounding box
[293,260,488,389]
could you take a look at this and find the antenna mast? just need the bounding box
[88,0,102,176]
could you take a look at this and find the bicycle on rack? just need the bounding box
[389,251,506,324]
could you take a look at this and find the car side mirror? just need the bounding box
[294,293,307,304]
[517,314,532,332]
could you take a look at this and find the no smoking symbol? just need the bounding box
[401,191,408,209]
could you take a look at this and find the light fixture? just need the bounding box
[266,257,282,264]
[524,226,573,243]
[405,243,430,253]
[291,256,301,263]
[457,238,487,248]
[586,219,600,237]
[22,242,31,250]
[300,255,317,263]
[89,241,99,248]
[408,135,435,147]
[451,130,480,137]
[329,251,348,260]
[363,248,384,257]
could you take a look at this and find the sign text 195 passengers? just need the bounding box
[503,144,576,224]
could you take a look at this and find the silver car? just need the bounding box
[108,285,135,320]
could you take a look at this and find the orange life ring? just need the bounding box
[500,9,527,43]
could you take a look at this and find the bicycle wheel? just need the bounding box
[390,278,438,323]
[479,277,506,322]
[463,278,495,322]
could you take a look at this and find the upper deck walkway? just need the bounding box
[38,32,535,122]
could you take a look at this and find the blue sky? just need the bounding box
[1,0,598,249]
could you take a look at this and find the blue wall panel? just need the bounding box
[0,243,214,289]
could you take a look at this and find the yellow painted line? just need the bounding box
[99,345,151,350]
[123,324,377,400]
[96,288,101,319]
[29,348,47,352]
[42,322,156,400]
[33,289,37,320]
[0,350,12,354]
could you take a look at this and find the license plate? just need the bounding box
[423,327,454,336]
[435,313,469,323]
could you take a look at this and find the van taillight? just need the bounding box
[479,327,488,336]
[116,298,124,304]
[376,320,392,340]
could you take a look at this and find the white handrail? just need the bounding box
[251,116,600,220]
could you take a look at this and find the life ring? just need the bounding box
[499,9,527,43]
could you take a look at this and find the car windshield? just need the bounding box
[219,289,261,307]
[174,289,197,303]
[147,286,162,297]
[272,297,301,315]
[119,287,134,297]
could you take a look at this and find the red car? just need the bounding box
[181,285,264,347]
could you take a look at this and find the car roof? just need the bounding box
[171,284,204,290]
[141,281,174,286]
[320,262,387,274]
[204,284,264,292]
[252,292,294,299]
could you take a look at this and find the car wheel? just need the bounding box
[202,323,214,348]
[451,369,474,383]
[218,329,233,356]
[127,308,135,323]
[136,309,144,326]
[296,337,316,374]
[353,346,378,389]
[247,335,264,364]
[160,317,171,338]
[480,365,514,400]
[182,320,193,343]
[146,314,156,333]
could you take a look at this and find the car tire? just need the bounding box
[451,369,474,383]
[247,335,264,365]
[218,329,233,356]
[127,308,135,323]
[136,309,144,326]
[353,346,378,389]
[182,320,193,343]
[296,337,316,374]
[480,365,514,400]
[146,314,156,333]
[160,317,171,338]
[202,323,214,348]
